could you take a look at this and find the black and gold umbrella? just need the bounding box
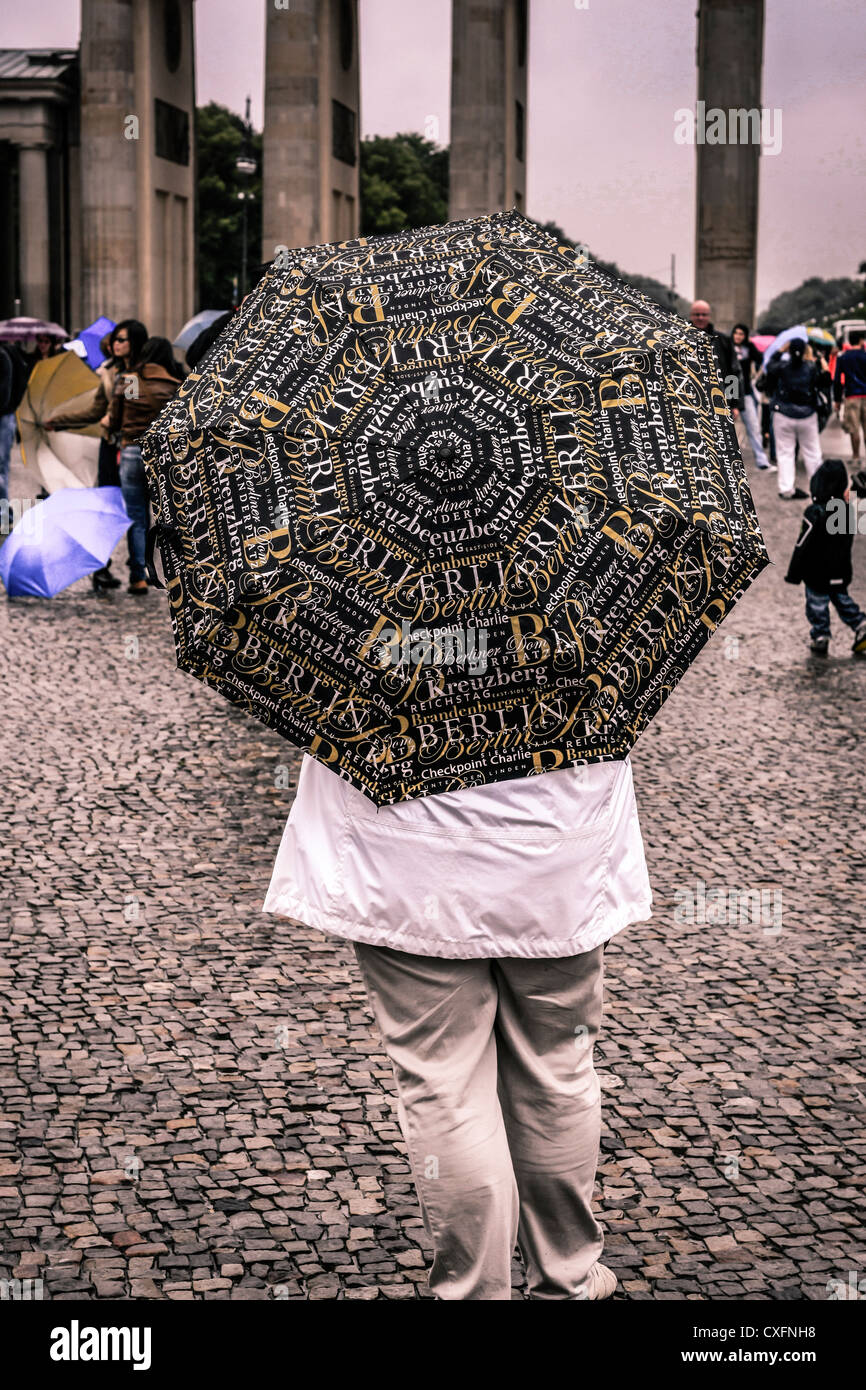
[142,210,769,805]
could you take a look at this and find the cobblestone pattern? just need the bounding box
[1,424,864,1300]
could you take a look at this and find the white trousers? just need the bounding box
[773,412,822,495]
[740,394,769,468]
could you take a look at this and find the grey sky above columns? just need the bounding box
[8,0,864,312]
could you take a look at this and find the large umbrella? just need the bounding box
[16,354,102,492]
[761,324,808,371]
[173,309,230,354]
[0,316,68,342]
[0,487,130,597]
[142,209,769,805]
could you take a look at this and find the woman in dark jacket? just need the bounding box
[731,324,772,470]
[105,336,183,594]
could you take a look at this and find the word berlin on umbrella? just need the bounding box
[142,210,769,805]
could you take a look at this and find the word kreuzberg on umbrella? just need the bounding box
[143,210,770,805]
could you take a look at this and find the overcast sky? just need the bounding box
[7,0,864,312]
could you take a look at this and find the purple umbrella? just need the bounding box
[0,316,68,342]
[0,487,131,597]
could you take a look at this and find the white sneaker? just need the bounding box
[573,1262,618,1300]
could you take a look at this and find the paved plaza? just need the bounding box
[1,420,864,1300]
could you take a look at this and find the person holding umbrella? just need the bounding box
[143,210,769,1302]
[44,319,148,589]
[106,336,183,593]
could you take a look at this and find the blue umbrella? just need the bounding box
[0,487,131,597]
[79,316,116,370]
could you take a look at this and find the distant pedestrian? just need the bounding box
[25,331,63,373]
[689,300,743,420]
[758,337,828,500]
[45,319,149,589]
[0,341,30,522]
[730,324,773,470]
[784,457,866,658]
[105,336,183,594]
[833,329,866,465]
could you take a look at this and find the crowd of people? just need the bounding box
[690,298,866,658]
[0,323,188,592]
[689,299,866,496]
[0,304,240,589]
[2,294,866,656]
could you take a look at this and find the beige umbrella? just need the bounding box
[16,354,102,492]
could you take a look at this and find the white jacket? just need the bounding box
[262,753,653,960]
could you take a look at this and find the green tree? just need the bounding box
[196,101,262,309]
[757,276,864,333]
[360,134,448,236]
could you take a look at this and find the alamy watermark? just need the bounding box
[674,877,782,934]
[1,1276,44,1300]
[826,498,866,535]
[373,621,488,675]
[1,497,43,538]
[674,102,782,156]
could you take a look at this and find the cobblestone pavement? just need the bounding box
[1,420,864,1301]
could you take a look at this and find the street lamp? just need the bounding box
[235,96,257,301]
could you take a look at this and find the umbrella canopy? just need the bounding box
[750,334,775,354]
[806,326,834,348]
[173,309,230,353]
[0,316,68,342]
[16,354,102,492]
[0,486,130,597]
[143,209,769,805]
[761,324,808,371]
[76,316,116,370]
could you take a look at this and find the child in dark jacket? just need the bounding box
[785,457,866,657]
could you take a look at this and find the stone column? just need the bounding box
[262,0,360,257]
[263,0,318,254]
[79,0,139,324]
[695,0,765,331]
[18,143,51,319]
[449,0,529,222]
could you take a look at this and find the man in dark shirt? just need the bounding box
[833,331,866,463]
[689,300,743,421]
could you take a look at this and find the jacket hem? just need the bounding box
[260,891,654,960]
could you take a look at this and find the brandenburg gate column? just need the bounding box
[694,0,765,331]
[18,141,52,319]
[79,0,139,323]
[449,0,529,221]
[262,0,361,256]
